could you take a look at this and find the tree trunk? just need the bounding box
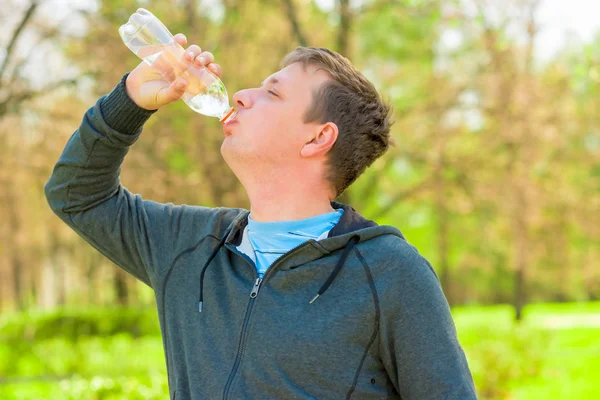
[11,246,24,310]
[434,167,452,304]
[4,187,24,310]
[337,0,351,57]
[86,251,102,305]
[513,187,528,322]
[185,0,196,32]
[114,268,129,305]
[282,0,308,46]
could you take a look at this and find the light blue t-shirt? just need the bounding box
[237,209,344,278]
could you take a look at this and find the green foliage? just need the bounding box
[0,306,160,343]
[460,325,548,398]
[0,306,168,399]
[2,303,599,399]
[0,334,164,379]
[0,373,168,400]
[166,145,195,175]
[454,302,600,399]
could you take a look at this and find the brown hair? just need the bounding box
[281,47,394,198]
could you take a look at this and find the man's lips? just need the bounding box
[222,117,238,136]
[224,117,237,127]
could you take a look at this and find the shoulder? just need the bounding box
[181,205,247,233]
[358,232,437,279]
[356,232,442,306]
[156,203,247,248]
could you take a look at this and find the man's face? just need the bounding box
[221,62,332,174]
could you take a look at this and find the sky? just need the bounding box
[536,0,600,61]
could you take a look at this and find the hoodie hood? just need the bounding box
[225,201,406,252]
[197,201,407,312]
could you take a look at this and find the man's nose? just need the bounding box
[232,89,253,109]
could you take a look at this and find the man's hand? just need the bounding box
[125,33,222,111]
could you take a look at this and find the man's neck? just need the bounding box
[246,186,335,223]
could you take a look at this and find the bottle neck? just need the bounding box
[220,107,236,124]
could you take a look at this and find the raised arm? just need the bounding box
[45,35,228,288]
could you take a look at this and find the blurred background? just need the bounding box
[0,0,599,398]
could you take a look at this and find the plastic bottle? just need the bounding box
[119,8,236,123]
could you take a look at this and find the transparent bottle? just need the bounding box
[119,8,236,123]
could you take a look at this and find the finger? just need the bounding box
[159,77,188,105]
[207,63,222,78]
[194,51,215,67]
[174,33,187,46]
[184,45,202,62]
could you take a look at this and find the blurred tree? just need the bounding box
[0,0,90,310]
[0,0,598,313]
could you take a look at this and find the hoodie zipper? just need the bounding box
[250,278,262,298]
[222,241,314,400]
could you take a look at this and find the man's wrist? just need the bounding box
[99,73,157,135]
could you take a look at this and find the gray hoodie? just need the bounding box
[44,74,477,400]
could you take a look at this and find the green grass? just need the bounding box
[1,302,599,399]
[453,302,600,399]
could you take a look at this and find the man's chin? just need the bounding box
[221,144,253,170]
[221,153,245,183]
[220,142,239,167]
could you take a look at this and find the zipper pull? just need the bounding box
[250,278,262,298]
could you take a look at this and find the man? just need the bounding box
[45,32,477,399]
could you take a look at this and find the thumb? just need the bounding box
[157,77,188,106]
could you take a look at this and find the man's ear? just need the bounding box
[300,122,338,158]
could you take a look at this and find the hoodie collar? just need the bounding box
[226,201,387,246]
[198,202,406,312]
[327,201,378,237]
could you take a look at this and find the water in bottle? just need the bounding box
[119,8,236,123]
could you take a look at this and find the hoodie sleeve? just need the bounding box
[377,243,478,399]
[44,74,228,288]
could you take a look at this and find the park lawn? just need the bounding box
[1,302,599,399]
[509,326,600,399]
[452,302,600,399]
[0,334,168,400]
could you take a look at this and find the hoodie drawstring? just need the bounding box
[198,230,230,312]
[310,235,360,304]
[199,232,360,311]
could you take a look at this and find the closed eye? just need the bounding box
[267,89,278,97]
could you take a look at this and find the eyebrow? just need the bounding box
[261,76,279,87]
